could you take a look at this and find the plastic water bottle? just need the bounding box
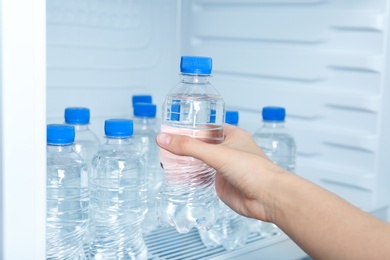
[252,106,296,237]
[89,119,148,259]
[225,110,239,126]
[198,201,250,251]
[64,107,101,255]
[64,107,101,169]
[46,124,89,259]
[132,103,164,234]
[253,106,296,172]
[156,56,225,233]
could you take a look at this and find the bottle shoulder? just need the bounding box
[132,118,160,135]
[168,78,222,98]
[95,142,143,158]
[254,124,294,136]
[74,129,101,143]
[47,147,86,166]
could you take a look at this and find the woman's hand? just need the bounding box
[156,124,286,222]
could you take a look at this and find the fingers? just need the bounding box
[223,123,237,135]
[156,132,232,172]
[156,131,277,221]
[156,131,267,183]
[223,124,268,158]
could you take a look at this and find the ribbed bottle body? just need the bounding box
[46,145,89,260]
[199,201,250,251]
[89,138,147,259]
[133,117,164,234]
[157,92,225,233]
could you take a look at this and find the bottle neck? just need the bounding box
[181,74,211,84]
[262,121,286,128]
[68,124,89,131]
[105,136,133,145]
[133,116,156,124]
[47,143,74,153]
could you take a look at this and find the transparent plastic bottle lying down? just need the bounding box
[156,56,225,233]
[89,119,148,259]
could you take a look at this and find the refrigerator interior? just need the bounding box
[1,0,390,259]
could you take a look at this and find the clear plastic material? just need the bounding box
[156,56,225,233]
[198,201,250,251]
[64,107,101,254]
[72,124,100,168]
[89,119,148,259]
[64,107,100,169]
[132,103,163,234]
[46,124,89,260]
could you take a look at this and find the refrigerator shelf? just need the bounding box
[144,226,306,260]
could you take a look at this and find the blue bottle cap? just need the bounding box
[180,56,212,75]
[47,124,75,145]
[134,103,157,118]
[132,95,152,106]
[64,107,90,124]
[262,107,286,121]
[105,119,133,137]
[225,110,239,125]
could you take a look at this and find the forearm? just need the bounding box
[268,171,390,259]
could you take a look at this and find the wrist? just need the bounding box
[252,160,290,223]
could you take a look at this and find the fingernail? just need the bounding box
[157,133,171,147]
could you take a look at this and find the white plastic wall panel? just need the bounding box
[180,0,390,213]
[46,0,180,140]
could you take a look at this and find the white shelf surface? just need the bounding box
[145,227,307,260]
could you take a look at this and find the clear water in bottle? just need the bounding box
[64,107,101,256]
[198,201,250,251]
[89,119,148,259]
[46,124,89,260]
[132,103,164,234]
[156,56,225,233]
